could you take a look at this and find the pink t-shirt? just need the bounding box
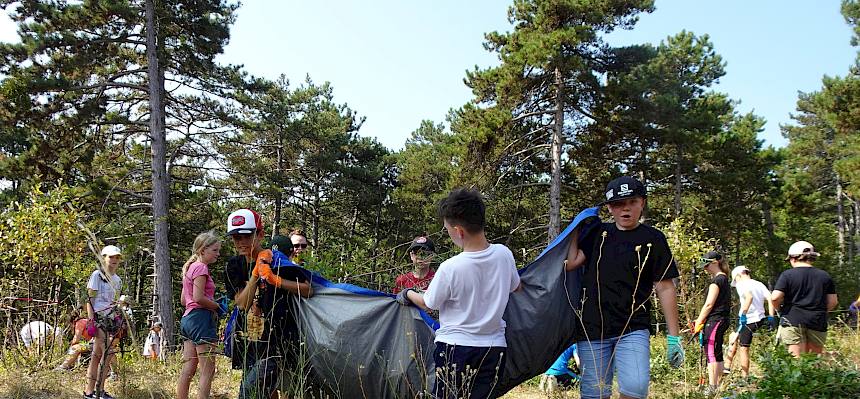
[182,261,215,317]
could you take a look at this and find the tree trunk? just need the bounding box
[312,170,321,248]
[674,144,683,218]
[146,0,175,349]
[273,145,283,238]
[850,196,857,263]
[547,66,563,243]
[837,175,845,268]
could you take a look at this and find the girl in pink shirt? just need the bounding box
[178,231,221,399]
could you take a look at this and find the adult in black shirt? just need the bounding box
[693,251,731,394]
[225,209,314,399]
[772,240,838,357]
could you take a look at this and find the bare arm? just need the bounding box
[406,290,431,312]
[771,290,785,310]
[827,293,838,311]
[766,292,777,317]
[655,279,680,336]
[279,279,314,298]
[695,283,720,326]
[564,229,586,272]
[740,291,754,315]
[180,283,187,307]
[192,276,219,311]
[235,277,259,311]
[86,290,96,320]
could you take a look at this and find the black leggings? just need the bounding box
[702,318,729,363]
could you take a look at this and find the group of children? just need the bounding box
[54,175,839,399]
[689,240,837,396]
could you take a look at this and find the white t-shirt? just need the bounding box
[143,330,162,357]
[19,321,61,348]
[424,243,520,347]
[87,269,122,314]
[735,278,770,323]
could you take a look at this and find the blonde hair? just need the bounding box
[182,231,221,278]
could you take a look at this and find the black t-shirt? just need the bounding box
[225,254,310,367]
[707,274,731,321]
[577,222,679,340]
[773,266,836,331]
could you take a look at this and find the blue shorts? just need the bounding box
[577,329,650,399]
[180,308,218,345]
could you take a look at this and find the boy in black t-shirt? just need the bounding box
[564,176,682,399]
[772,241,838,357]
[224,209,314,399]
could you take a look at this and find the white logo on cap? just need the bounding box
[618,184,632,196]
[605,190,614,200]
[415,237,427,244]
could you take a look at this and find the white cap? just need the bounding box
[100,245,122,257]
[787,240,820,259]
[227,209,260,235]
[730,265,750,287]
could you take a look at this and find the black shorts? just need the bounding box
[738,320,763,347]
[433,343,506,399]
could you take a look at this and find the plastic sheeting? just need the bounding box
[290,207,600,398]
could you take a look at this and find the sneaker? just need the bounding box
[722,367,731,375]
[83,393,97,399]
[99,392,115,399]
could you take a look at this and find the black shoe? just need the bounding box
[100,392,115,399]
[83,393,97,399]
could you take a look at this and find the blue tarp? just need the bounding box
[289,207,600,398]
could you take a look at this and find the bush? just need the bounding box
[740,345,860,398]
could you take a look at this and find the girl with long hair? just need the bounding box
[177,231,222,399]
[693,250,732,396]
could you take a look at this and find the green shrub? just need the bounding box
[740,346,860,398]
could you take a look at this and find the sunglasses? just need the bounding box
[294,243,308,249]
[701,257,717,263]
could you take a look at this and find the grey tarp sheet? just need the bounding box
[291,207,599,398]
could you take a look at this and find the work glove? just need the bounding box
[767,315,778,330]
[693,322,705,334]
[667,335,684,368]
[395,289,415,306]
[216,296,229,317]
[738,314,747,330]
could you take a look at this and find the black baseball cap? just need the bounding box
[407,236,435,253]
[601,176,647,205]
[269,235,294,254]
[699,250,722,267]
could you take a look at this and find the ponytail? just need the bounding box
[181,254,198,280]
[718,258,730,276]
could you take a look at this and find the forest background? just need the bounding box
[0,0,859,355]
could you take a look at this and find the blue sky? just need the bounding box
[0,1,855,150]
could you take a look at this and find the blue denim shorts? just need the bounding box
[577,329,650,399]
[180,308,218,345]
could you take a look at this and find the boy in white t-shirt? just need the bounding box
[398,188,520,399]
[724,266,776,378]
